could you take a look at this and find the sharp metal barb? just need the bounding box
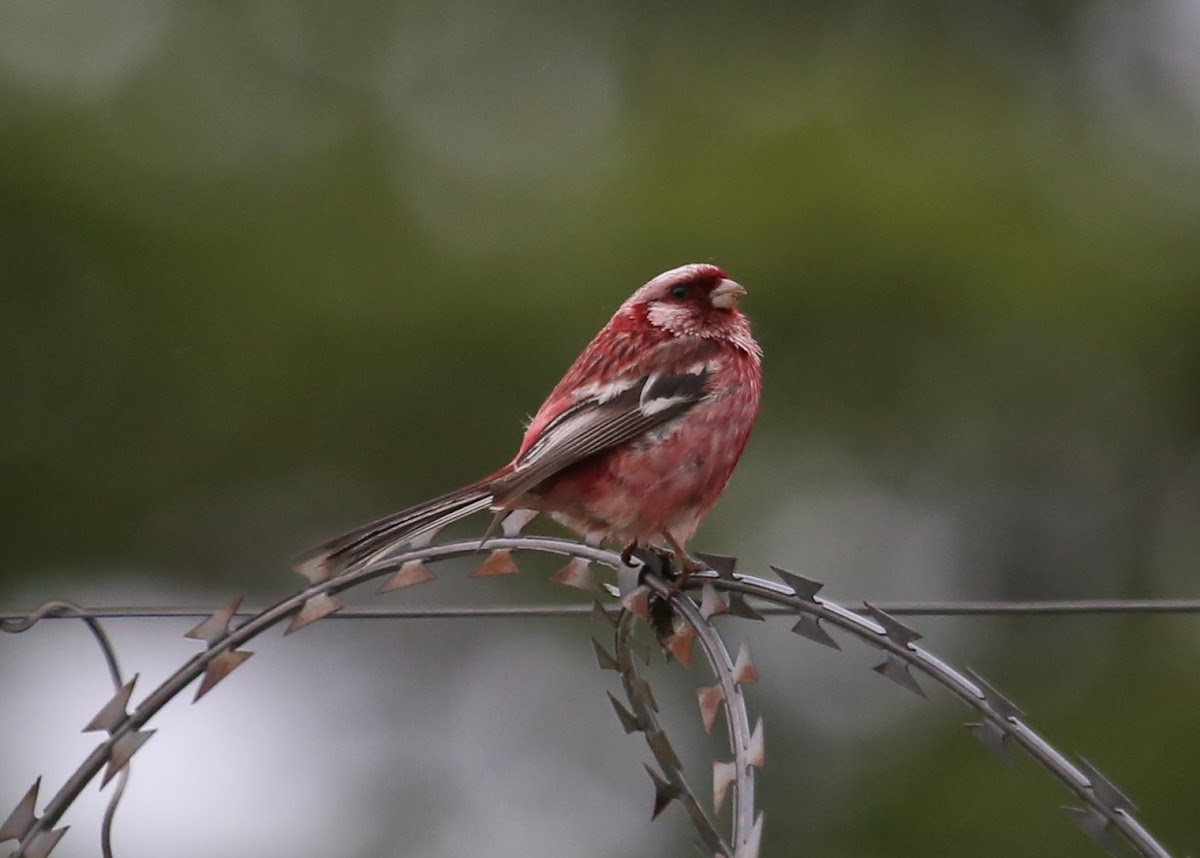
[666,627,697,666]
[713,761,736,813]
[607,693,642,734]
[873,653,926,697]
[652,730,685,773]
[631,677,659,713]
[726,593,764,622]
[644,764,681,820]
[966,668,1025,721]
[183,598,242,646]
[590,600,618,627]
[616,562,641,597]
[769,565,824,601]
[790,615,841,650]
[699,584,728,620]
[621,587,652,623]
[967,721,1015,765]
[697,685,726,733]
[83,676,138,734]
[101,731,155,787]
[1078,758,1137,813]
[592,639,620,672]
[746,718,765,769]
[552,557,596,591]
[291,556,332,585]
[378,560,436,593]
[735,812,764,858]
[21,826,69,858]
[0,780,40,843]
[861,602,922,648]
[1065,806,1119,855]
[695,553,737,579]
[194,650,254,701]
[499,508,538,537]
[471,548,519,577]
[285,593,343,634]
[731,642,758,685]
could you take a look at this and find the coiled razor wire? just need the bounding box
[0,526,1178,858]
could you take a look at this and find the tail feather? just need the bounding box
[307,482,496,574]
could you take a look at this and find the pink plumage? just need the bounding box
[307,263,762,576]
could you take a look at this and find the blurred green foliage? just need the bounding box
[2,0,1199,855]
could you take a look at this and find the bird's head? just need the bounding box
[616,263,754,346]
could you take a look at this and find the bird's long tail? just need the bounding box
[299,480,497,577]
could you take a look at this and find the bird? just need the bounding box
[302,263,762,583]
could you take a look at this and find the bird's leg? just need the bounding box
[662,532,703,590]
[620,540,640,567]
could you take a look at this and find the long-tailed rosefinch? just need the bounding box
[304,263,762,579]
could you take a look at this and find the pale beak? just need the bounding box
[710,278,747,310]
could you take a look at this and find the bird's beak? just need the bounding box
[710,279,747,310]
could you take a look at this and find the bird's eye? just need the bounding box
[669,284,689,300]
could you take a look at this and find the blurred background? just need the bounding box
[2,0,1199,855]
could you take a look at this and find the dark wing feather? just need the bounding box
[494,365,711,501]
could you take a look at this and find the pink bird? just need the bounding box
[306,263,762,582]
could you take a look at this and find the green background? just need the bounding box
[2,1,1198,856]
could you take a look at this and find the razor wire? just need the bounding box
[0,527,1180,858]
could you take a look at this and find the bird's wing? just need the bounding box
[495,340,718,500]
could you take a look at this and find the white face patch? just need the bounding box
[646,302,699,336]
[681,359,723,376]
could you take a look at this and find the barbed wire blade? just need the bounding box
[620,586,652,623]
[472,549,519,577]
[378,560,436,593]
[500,508,538,536]
[101,729,155,787]
[644,764,681,820]
[697,684,726,733]
[747,718,765,768]
[861,602,922,649]
[965,668,1024,721]
[631,676,659,713]
[666,627,697,666]
[285,593,343,634]
[194,650,254,701]
[726,593,764,621]
[0,779,40,843]
[967,721,1014,765]
[1078,757,1137,813]
[1064,806,1119,855]
[708,760,735,814]
[292,556,333,585]
[83,676,138,733]
[699,584,728,620]
[695,553,737,579]
[732,642,758,685]
[734,812,764,858]
[616,561,641,596]
[22,826,69,858]
[873,654,926,697]
[652,730,684,773]
[184,598,242,646]
[552,557,596,591]
[607,693,642,734]
[592,639,619,672]
[591,600,618,627]
[790,615,841,650]
[769,565,824,601]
